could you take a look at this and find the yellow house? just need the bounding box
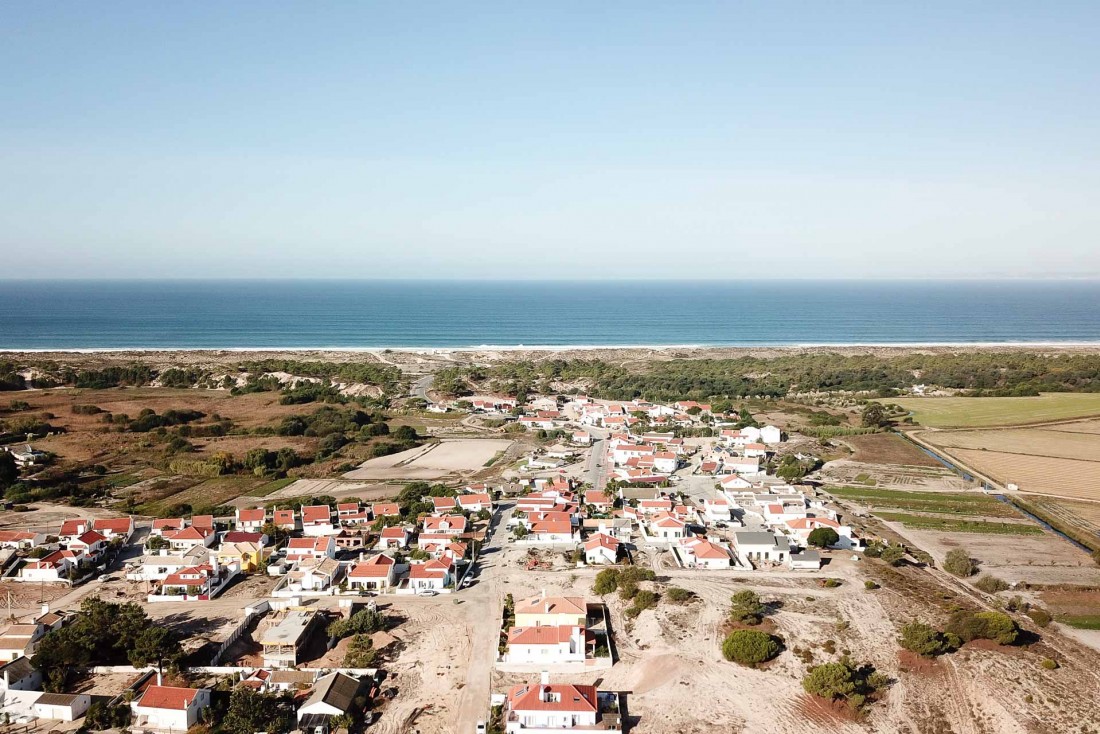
[216,542,268,574]
[514,594,588,628]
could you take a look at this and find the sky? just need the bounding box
[1,2,1099,280]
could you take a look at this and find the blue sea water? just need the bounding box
[0,280,1098,350]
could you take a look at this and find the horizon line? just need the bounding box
[4,276,1100,283]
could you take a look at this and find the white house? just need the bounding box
[0,656,41,691]
[285,557,342,594]
[0,530,46,550]
[301,505,338,537]
[347,554,396,592]
[504,625,589,665]
[162,525,217,551]
[91,517,135,543]
[131,685,211,732]
[789,550,822,570]
[375,526,410,550]
[646,513,689,542]
[407,559,453,592]
[679,537,733,569]
[235,508,266,532]
[457,493,493,513]
[583,533,620,565]
[760,425,782,445]
[18,550,81,583]
[421,515,467,536]
[285,536,337,563]
[733,531,791,567]
[702,497,733,523]
[505,675,599,733]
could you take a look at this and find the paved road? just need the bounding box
[585,433,610,489]
[412,374,434,402]
[451,502,513,733]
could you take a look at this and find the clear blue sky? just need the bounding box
[2,2,1098,279]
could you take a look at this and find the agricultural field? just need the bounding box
[872,511,1043,535]
[826,486,1021,518]
[343,438,514,480]
[890,392,1100,428]
[840,432,942,467]
[928,426,1100,462]
[946,448,1100,501]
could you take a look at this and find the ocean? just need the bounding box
[0,280,1098,350]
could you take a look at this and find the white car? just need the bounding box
[476,721,487,734]
[417,589,438,597]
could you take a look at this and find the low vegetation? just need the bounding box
[802,658,890,714]
[943,549,976,578]
[721,629,780,666]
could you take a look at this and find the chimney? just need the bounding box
[40,603,49,618]
[540,670,550,686]
[156,670,163,687]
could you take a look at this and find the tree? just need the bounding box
[879,544,906,566]
[898,621,960,657]
[729,589,765,625]
[943,549,976,578]
[721,630,780,666]
[129,626,181,667]
[393,425,418,442]
[328,608,387,639]
[146,534,170,551]
[861,403,887,428]
[223,688,293,734]
[807,527,840,549]
[344,634,378,668]
[0,452,18,487]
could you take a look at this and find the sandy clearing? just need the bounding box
[260,477,379,501]
[343,439,514,480]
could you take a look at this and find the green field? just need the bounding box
[1057,615,1100,630]
[140,475,270,514]
[827,487,1019,518]
[890,393,1100,428]
[872,511,1044,535]
[244,477,297,497]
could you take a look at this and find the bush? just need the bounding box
[593,569,619,595]
[944,610,1019,645]
[721,629,780,666]
[822,578,842,588]
[973,575,1009,593]
[864,580,879,590]
[1041,658,1059,670]
[943,549,976,578]
[1026,607,1052,628]
[328,608,386,639]
[802,658,888,711]
[666,587,693,604]
[898,621,961,657]
[729,589,765,625]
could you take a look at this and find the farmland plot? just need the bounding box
[929,428,1100,462]
[947,448,1100,501]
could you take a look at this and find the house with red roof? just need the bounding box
[421,515,467,536]
[347,554,396,591]
[57,519,89,544]
[273,509,299,532]
[285,536,337,562]
[431,496,458,513]
[679,537,734,569]
[92,516,135,542]
[375,525,410,550]
[151,518,186,536]
[235,508,266,532]
[505,674,607,732]
[336,502,370,526]
[407,559,453,593]
[190,515,215,532]
[645,512,690,543]
[162,525,216,551]
[17,550,81,583]
[370,502,401,519]
[301,505,337,536]
[131,685,211,732]
[67,530,107,560]
[583,533,621,565]
[0,530,45,550]
[504,625,591,666]
[583,489,613,512]
[154,564,224,600]
[457,493,492,513]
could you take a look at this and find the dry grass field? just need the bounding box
[944,448,1100,501]
[343,438,514,480]
[891,392,1100,428]
[929,427,1100,462]
[841,432,942,467]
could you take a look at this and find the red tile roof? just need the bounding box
[137,685,203,711]
[507,682,597,713]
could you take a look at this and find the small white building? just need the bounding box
[733,531,791,567]
[347,554,397,592]
[34,692,91,722]
[583,533,620,565]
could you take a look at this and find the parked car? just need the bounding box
[417,589,438,597]
[476,721,486,734]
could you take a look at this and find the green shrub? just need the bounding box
[944,610,1018,645]
[593,569,619,595]
[943,549,976,578]
[864,580,879,590]
[1040,658,1059,670]
[1026,607,1052,628]
[822,578,842,588]
[721,630,780,666]
[666,587,693,604]
[897,621,961,657]
[973,575,1009,593]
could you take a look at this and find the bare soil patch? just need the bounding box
[844,433,942,467]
